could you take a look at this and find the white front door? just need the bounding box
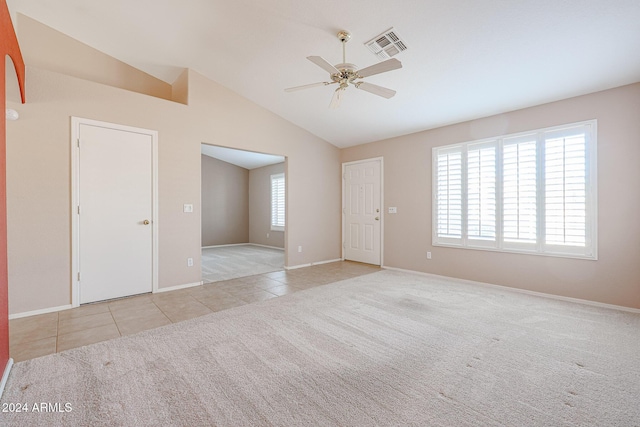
[75,120,156,304]
[343,159,382,265]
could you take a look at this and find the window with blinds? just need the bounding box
[270,173,285,231]
[467,143,496,243]
[503,136,537,247]
[432,120,596,259]
[436,149,462,240]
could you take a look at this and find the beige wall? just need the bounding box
[201,154,249,246]
[18,14,173,102]
[6,19,341,315]
[249,162,285,248]
[342,83,640,309]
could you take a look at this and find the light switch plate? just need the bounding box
[183,204,193,213]
[388,207,397,214]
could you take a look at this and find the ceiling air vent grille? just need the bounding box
[365,28,408,60]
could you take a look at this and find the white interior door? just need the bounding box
[343,159,382,265]
[77,122,155,304]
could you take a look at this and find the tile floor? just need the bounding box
[9,261,380,362]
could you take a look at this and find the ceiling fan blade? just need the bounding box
[307,56,340,74]
[329,88,344,109]
[284,82,331,92]
[357,58,402,78]
[355,82,396,99]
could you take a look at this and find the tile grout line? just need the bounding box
[108,305,124,339]
[151,299,176,324]
[55,312,60,354]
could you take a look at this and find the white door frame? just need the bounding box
[70,117,159,307]
[341,157,384,266]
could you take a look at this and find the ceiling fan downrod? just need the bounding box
[337,30,351,63]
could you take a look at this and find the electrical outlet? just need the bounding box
[187,257,193,267]
[427,252,432,260]
[298,246,302,253]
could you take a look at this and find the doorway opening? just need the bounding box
[201,144,286,283]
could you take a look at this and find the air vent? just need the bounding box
[365,28,408,60]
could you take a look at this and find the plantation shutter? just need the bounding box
[544,129,587,247]
[432,120,595,259]
[435,148,463,242]
[467,142,496,243]
[271,173,285,231]
[502,136,537,245]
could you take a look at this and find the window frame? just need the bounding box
[432,120,597,260]
[270,173,285,232]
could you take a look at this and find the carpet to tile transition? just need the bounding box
[1,270,639,426]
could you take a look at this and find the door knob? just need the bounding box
[375,216,379,221]
[143,220,150,225]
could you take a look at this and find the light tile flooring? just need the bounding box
[9,261,380,362]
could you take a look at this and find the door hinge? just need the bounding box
[77,272,81,281]
[342,242,346,248]
[342,173,347,180]
[77,205,81,214]
[77,138,80,148]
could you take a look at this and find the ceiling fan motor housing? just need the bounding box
[331,63,359,87]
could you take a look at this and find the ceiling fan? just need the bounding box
[285,30,403,108]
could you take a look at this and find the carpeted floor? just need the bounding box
[201,244,284,283]
[2,270,639,426]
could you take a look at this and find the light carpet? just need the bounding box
[201,245,284,283]
[2,270,640,426]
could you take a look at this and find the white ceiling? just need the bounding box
[7,0,640,148]
[201,144,284,170]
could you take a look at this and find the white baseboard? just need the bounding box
[202,243,247,249]
[0,358,13,399]
[155,281,203,293]
[249,243,284,251]
[382,266,640,314]
[312,258,342,266]
[9,304,74,320]
[286,258,343,270]
[202,243,285,251]
[285,263,311,270]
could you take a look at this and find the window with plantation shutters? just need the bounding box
[436,149,462,240]
[433,120,596,259]
[467,142,496,243]
[270,173,285,231]
[502,136,537,247]
[544,129,587,248]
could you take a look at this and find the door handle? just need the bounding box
[143,219,150,225]
[375,216,379,221]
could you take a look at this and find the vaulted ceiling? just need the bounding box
[7,0,640,147]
